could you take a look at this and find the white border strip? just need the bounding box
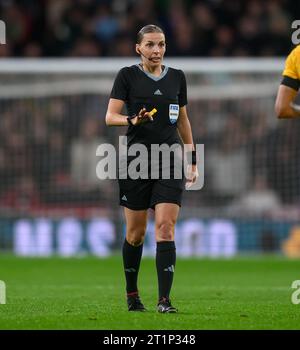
[0,80,278,99]
[0,58,285,74]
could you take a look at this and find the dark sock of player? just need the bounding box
[122,239,143,295]
[156,241,176,300]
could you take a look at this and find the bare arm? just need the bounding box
[105,98,153,126]
[105,98,128,126]
[275,85,300,119]
[177,106,198,187]
[177,106,195,151]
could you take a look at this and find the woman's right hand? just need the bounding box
[131,108,154,125]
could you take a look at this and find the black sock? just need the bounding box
[156,241,176,300]
[122,239,143,295]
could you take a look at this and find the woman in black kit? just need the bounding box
[105,24,198,313]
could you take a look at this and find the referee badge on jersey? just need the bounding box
[169,104,179,124]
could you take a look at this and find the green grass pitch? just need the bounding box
[0,255,300,330]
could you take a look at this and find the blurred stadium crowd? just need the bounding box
[0,0,299,217]
[0,0,297,58]
[1,93,300,216]
[0,95,111,214]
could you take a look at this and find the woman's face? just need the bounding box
[136,32,166,67]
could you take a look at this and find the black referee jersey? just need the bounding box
[110,64,188,149]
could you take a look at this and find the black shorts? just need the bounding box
[118,150,184,210]
[118,178,184,210]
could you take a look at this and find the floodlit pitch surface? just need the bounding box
[0,256,300,329]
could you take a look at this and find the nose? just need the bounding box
[153,45,160,53]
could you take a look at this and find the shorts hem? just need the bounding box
[150,200,182,210]
[119,202,149,211]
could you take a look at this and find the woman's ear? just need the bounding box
[135,44,141,55]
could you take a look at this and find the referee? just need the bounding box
[105,24,198,313]
[275,45,300,118]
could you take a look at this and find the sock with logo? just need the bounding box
[122,239,143,295]
[156,241,176,300]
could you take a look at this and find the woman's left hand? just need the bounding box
[185,164,199,189]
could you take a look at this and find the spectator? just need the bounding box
[71,117,109,193]
[228,174,281,215]
[206,116,250,201]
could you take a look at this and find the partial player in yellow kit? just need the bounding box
[275,45,300,118]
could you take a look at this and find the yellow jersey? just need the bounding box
[282,45,300,81]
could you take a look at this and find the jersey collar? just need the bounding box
[136,64,169,82]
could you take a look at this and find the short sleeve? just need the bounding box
[178,70,188,107]
[110,68,128,101]
[281,47,300,91]
[282,47,299,80]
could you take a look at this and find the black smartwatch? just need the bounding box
[127,114,136,126]
[187,150,197,165]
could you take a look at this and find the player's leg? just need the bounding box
[154,202,180,313]
[118,176,153,311]
[123,207,148,311]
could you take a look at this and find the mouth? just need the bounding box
[150,57,161,62]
